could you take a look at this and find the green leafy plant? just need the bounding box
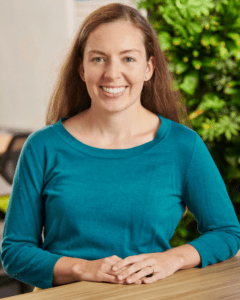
[0,195,9,219]
[136,0,240,246]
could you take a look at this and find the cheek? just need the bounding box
[130,66,147,80]
[84,71,100,84]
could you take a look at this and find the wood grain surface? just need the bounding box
[3,253,240,300]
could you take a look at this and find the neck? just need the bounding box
[80,106,150,142]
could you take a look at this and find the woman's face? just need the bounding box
[79,20,155,114]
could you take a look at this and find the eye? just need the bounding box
[92,57,104,62]
[125,57,135,62]
[92,57,135,63]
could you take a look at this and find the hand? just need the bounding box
[111,251,184,284]
[72,255,143,285]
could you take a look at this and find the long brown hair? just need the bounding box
[45,3,192,129]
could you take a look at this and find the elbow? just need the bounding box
[235,249,240,257]
[1,247,18,279]
[1,257,14,279]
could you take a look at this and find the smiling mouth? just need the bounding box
[100,86,128,89]
[100,86,128,94]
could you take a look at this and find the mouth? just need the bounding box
[99,86,128,97]
[100,86,128,89]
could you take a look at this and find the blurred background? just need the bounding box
[1,0,240,297]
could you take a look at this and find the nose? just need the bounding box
[103,58,122,80]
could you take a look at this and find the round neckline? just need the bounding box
[53,114,169,158]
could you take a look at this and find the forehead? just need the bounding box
[85,21,145,50]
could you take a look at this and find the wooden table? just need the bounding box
[0,133,12,156]
[4,253,240,300]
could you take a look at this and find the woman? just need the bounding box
[1,3,240,289]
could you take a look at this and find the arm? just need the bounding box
[0,131,129,288]
[52,257,87,286]
[107,133,240,284]
[0,134,64,289]
[182,134,240,267]
[166,244,201,270]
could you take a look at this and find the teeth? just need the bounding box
[101,86,126,94]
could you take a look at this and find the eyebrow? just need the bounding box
[87,49,141,55]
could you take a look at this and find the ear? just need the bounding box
[144,56,156,82]
[78,62,85,82]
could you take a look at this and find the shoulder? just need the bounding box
[165,117,200,154]
[22,122,58,153]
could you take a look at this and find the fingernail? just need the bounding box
[118,275,123,280]
[136,280,141,284]
[112,266,118,271]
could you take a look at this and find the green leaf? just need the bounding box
[232,193,240,203]
[0,195,10,213]
[209,35,221,46]
[231,128,239,136]
[174,24,189,39]
[227,32,240,42]
[226,166,240,180]
[176,61,189,74]
[168,62,176,73]
[225,130,232,140]
[177,226,189,238]
[201,118,220,142]
[202,57,217,67]
[172,37,182,45]
[201,32,213,46]
[162,12,175,27]
[233,50,240,60]
[192,50,199,57]
[232,111,240,122]
[175,0,188,19]
[192,60,202,69]
[189,22,202,34]
[227,81,240,88]
[225,155,237,167]
[199,93,226,112]
[158,32,172,51]
[220,46,229,59]
[179,70,199,95]
[217,115,240,140]
[187,0,214,17]
[224,87,240,94]
[188,98,199,106]
[225,40,239,53]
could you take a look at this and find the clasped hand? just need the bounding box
[111,252,184,284]
[74,251,184,285]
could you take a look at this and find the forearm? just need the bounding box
[52,256,87,286]
[166,244,202,270]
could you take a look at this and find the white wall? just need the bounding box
[0,0,68,131]
[0,0,144,131]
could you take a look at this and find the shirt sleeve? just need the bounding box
[182,133,240,268]
[0,134,64,289]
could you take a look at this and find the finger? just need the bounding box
[112,255,143,272]
[116,261,154,281]
[110,266,128,276]
[142,273,160,284]
[121,278,142,285]
[100,273,126,284]
[125,267,153,284]
[107,255,123,266]
[111,255,123,263]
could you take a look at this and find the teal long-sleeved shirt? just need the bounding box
[1,114,240,289]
